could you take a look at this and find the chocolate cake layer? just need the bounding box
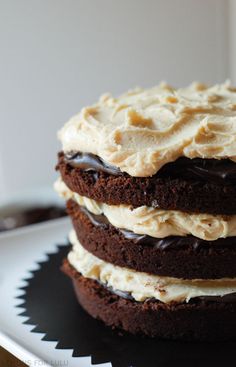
[62,259,236,341]
[57,152,236,215]
[67,199,236,279]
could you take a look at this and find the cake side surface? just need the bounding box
[55,82,236,340]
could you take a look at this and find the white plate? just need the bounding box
[0,218,110,367]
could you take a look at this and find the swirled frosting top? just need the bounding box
[58,81,236,177]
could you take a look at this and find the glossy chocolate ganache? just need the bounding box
[105,285,236,303]
[65,151,236,184]
[79,206,236,251]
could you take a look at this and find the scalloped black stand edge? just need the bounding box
[15,244,236,367]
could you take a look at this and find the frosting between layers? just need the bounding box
[68,230,236,303]
[58,81,236,177]
[55,178,236,241]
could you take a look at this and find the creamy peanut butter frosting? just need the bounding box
[69,230,236,303]
[59,81,236,177]
[55,178,236,241]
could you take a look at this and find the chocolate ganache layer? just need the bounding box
[106,285,236,304]
[65,151,236,185]
[57,152,236,215]
[67,199,236,279]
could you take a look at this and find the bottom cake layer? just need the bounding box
[62,259,236,341]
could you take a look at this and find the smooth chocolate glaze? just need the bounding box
[79,206,236,251]
[65,151,236,185]
[65,151,121,175]
[79,206,109,227]
[105,284,134,300]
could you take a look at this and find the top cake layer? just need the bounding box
[59,81,236,177]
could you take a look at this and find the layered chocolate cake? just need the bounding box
[55,82,236,340]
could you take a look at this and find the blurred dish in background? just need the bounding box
[0,205,66,232]
[0,187,67,232]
